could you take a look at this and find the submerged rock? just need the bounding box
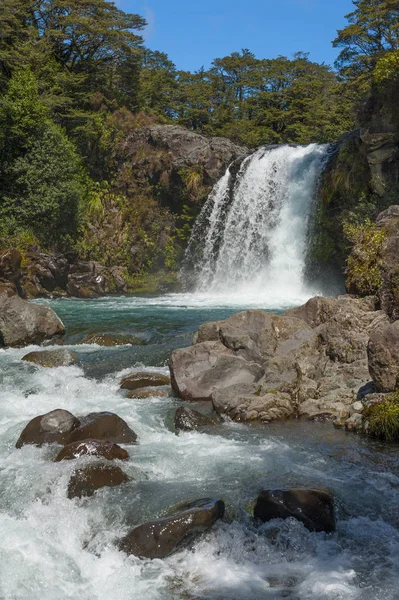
[64,412,138,445]
[16,409,80,448]
[120,372,171,391]
[54,439,129,462]
[174,406,222,432]
[22,349,78,368]
[79,333,144,346]
[67,462,129,499]
[0,294,65,347]
[254,489,335,533]
[119,497,225,559]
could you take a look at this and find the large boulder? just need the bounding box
[20,251,69,297]
[367,321,399,392]
[212,384,293,422]
[119,498,225,559]
[120,372,171,391]
[16,409,80,448]
[22,349,78,368]
[170,340,263,402]
[0,294,65,347]
[254,489,336,533]
[64,412,138,445]
[67,463,129,499]
[0,248,22,286]
[54,439,129,462]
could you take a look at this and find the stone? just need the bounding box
[351,401,364,413]
[212,384,294,422]
[126,387,170,399]
[22,349,78,368]
[368,321,399,392]
[254,489,336,533]
[79,333,143,346]
[345,413,363,432]
[54,439,129,462]
[119,498,225,559]
[64,412,138,445]
[0,294,65,347]
[0,248,22,285]
[120,372,171,391]
[170,341,263,402]
[67,463,129,499]
[16,409,80,448]
[174,407,221,432]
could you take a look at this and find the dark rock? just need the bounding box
[254,489,335,533]
[54,439,129,462]
[0,294,65,347]
[16,409,80,448]
[119,498,225,559]
[368,321,399,392]
[22,349,78,367]
[67,463,129,499]
[0,248,22,285]
[126,386,170,399]
[120,372,171,391]
[64,412,138,445]
[174,407,221,432]
[20,251,69,297]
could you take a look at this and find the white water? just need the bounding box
[184,144,330,306]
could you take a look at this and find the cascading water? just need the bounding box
[183,144,331,307]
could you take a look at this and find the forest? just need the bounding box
[0,0,398,282]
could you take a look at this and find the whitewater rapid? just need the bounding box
[183,144,331,305]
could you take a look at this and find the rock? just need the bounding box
[16,409,80,448]
[0,248,22,286]
[254,489,336,533]
[67,463,129,499]
[20,251,69,297]
[170,341,263,402]
[212,384,294,422]
[351,401,364,413]
[79,333,143,346]
[345,413,363,432]
[126,387,170,399]
[22,349,78,367]
[174,407,221,432]
[120,372,171,391]
[367,321,399,392]
[0,294,65,347]
[64,412,138,445]
[67,261,128,298]
[119,498,225,559]
[54,439,129,462]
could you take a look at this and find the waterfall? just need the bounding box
[182,144,331,306]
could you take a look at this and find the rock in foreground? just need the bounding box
[0,294,65,347]
[254,489,335,533]
[22,349,78,368]
[54,439,129,462]
[16,409,80,448]
[65,412,138,445]
[119,498,225,559]
[120,371,171,391]
[174,407,222,432]
[67,463,129,499]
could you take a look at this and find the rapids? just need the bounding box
[1,295,399,600]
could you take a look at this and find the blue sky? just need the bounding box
[116,0,355,71]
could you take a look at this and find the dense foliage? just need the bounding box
[364,392,399,442]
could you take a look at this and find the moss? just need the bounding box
[363,392,399,442]
[125,271,179,294]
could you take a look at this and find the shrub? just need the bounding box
[364,392,399,442]
[343,217,387,295]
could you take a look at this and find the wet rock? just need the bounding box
[126,387,170,399]
[22,349,78,368]
[54,439,129,462]
[212,384,294,422]
[16,409,80,448]
[0,294,65,347]
[345,413,363,432]
[367,321,399,392]
[67,463,129,499]
[64,412,137,445]
[120,372,171,391]
[79,333,143,346]
[170,341,263,402]
[119,497,225,559]
[174,407,222,432]
[254,489,336,533]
